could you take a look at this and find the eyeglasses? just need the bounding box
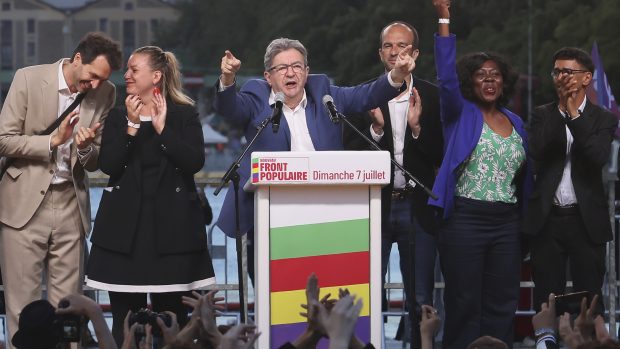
[381,43,409,51]
[551,68,589,78]
[473,69,502,81]
[268,63,306,75]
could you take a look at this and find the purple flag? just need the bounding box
[586,41,620,137]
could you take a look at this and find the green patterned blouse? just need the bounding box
[455,123,525,203]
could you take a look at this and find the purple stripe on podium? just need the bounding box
[270,316,370,349]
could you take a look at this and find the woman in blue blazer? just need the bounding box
[430,1,534,348]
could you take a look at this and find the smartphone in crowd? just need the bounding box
[554,291,591,316]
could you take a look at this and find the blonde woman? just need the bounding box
[86,46,215,344]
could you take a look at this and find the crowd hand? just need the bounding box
[594,315,612,343]
[408,87,423,137]
[169,305,202,349]
[433,0,451,18]
[574,294,599,341]
[338,288,351,300]
[121,311,153,349]
[181,290,225,347]
[315,295,363,349]
[125,95,143,124]
[559,313,586,349]
[56,294,99,317]
[217,324,260,349]
[420,305,441,338]
[199,290,225,346]
[390,44,417,83]
[155,311,179,345]
[299,273,333,337]
[151,88,167,134]
[121,311,137,349]
[56,294,117,349]
[74,122,101,150]
[220,50,242,87]
[532,293,557,332]
[50,111,79,148]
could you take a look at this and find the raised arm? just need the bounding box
[432,0,464,124]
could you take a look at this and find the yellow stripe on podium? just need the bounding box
[270,283,370,325]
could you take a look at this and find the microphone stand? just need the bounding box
[214,114,277,324]
[337,112,437,200]
[337,111,437,349]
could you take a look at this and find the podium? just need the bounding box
[249,151,390,348]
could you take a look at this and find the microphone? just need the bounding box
[271,92,285,133]
[322,95,340,124]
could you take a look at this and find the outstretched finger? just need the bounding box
[398,45,413,58]
[588,294,599,316]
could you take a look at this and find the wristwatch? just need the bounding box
[126,116,140,129]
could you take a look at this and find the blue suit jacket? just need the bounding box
[214,73,403,237]
[429,34,534,219]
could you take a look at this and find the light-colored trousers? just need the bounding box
[0,181,84,349]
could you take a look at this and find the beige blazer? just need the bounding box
[0,60,115,232]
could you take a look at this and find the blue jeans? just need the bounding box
[381,196,437,336]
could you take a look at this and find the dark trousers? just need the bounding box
[382,196,437,347]
[109,291,191,346]
[438,197,520,349]
[530,207,606,312]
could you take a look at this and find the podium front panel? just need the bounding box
[252,151,387,348]
[268,186,371,347]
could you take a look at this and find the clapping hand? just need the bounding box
[408,87,423,137]
[151,88,167,134]
[555,73,582,118]
[74,122,101,150]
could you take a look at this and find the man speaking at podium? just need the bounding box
[214,37,417,281]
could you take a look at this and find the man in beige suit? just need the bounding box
[0,32,121,347]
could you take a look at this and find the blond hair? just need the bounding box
[133,46,194,106]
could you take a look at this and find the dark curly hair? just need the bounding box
[456,52,518,107]
[70,32,122,71]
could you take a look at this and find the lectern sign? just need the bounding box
[252,156,309,183]
[251,151,390,185]
[251,151,390,348]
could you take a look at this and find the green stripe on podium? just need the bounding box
[270,218,369,260]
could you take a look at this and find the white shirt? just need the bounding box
[268,90,314,151]
[370,74,414,189]
[219,72,403,153]
[553,95,587,206]
[51,60,80,184]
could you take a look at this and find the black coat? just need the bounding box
[524,99,616,244]
[90,100,207,254]
[344,76,443,233]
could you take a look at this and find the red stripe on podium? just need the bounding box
[270,251,369,292]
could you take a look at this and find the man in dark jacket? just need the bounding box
[525,47,616,311]
[345,21,443,348]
